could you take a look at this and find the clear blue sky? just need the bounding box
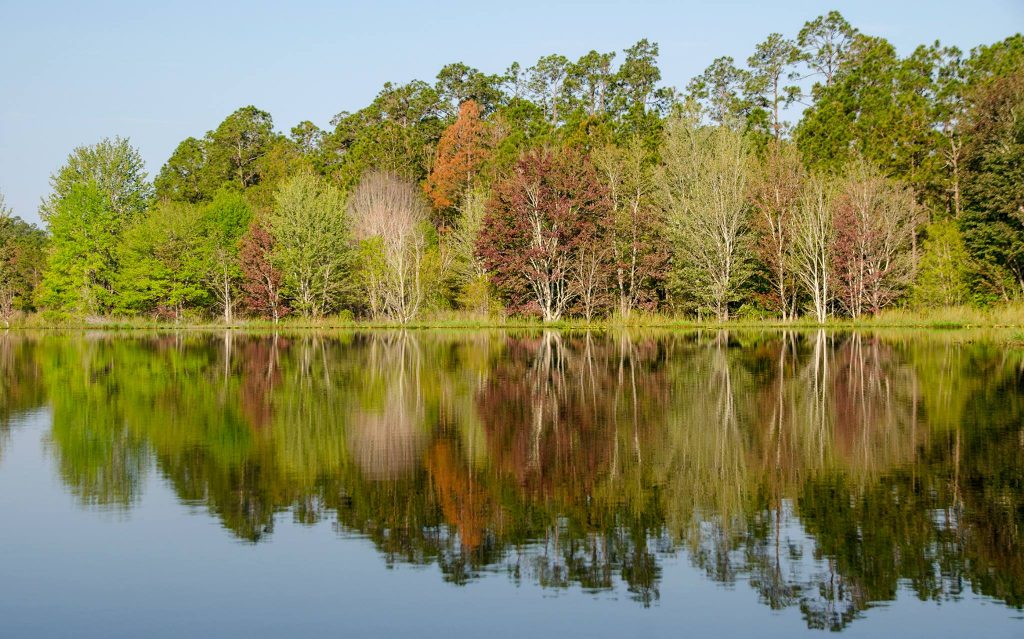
[1,0,1021,225]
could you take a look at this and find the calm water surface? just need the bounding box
[1,330,1022,637]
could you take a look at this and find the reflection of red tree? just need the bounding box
[239,337,284,429]
[476,335,663,502]
[831,336,918,469]
[425,439,492,552]
[752,333,920,481]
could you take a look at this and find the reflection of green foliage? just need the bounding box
[1,330,1023,624]
[40,337,149,508]
[0,335,47,462]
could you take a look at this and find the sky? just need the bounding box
[1,0,1021,225]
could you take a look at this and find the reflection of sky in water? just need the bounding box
[0,332,1022,637]
[2,413,1018,639]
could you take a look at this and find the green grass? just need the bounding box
[4,303,1022,332]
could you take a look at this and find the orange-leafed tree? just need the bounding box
[424,100,491,222]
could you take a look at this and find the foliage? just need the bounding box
[199,190,253,323]
[747,142,805,318]
[831,161,921,317]
[39,182,123,314]
[959,66,1024,300]
[478,148,611,321]
[0,193,47,320]
[23,12,1024,323]
[41,136,152,222]
[593,138,667,317]
[659,118,752,319]
[423,100,493,220]
[913,219,971,308]
[115,200,208,318]
[239,220,288,321]
[270,173,354,317]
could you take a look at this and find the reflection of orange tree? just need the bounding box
[425,439,492,552]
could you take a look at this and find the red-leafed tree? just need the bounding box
[477,147,611,321]
[832,162,920,317]
[239,220,288,321]
[424,100,491,222]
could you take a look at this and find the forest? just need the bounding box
[1,11,1022,325]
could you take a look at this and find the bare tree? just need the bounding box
[659,118,752,320]
[748,143,805,320]
[350,171,431,324]
[571,242,610,322]
[790,175,835,323]
[593,139,666,319]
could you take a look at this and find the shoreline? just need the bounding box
[4,311,1023,333]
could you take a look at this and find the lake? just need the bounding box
[1,330,1022,637]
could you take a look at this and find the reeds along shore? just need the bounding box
[4,303,1024,334]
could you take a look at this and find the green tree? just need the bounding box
[745,33,801,142]
[154,137,210,203]
[206,106,276,190]
[270,173,354,317]
[959,65,1024,299]
[435,62,505,117]
[200,191,253,323]
[564,50,617,119]
[913,219,970,307]
[686,57,751,127]
[38,183,122,314]
[614,39,672,138]
[41,136,152,222]
[796,34,940,190]
[38,138,152,314]
[115,201,208,318]
[324,81,444,188]
[796,10,858,88]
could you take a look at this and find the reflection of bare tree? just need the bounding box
[654,331,754,584]
[348,332,427,480]
[744,331,925,628]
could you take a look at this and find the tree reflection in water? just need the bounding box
[0,329,1021,625]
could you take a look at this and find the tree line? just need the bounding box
[1,11,1021,323]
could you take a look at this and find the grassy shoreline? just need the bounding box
[4,304,1023,332]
